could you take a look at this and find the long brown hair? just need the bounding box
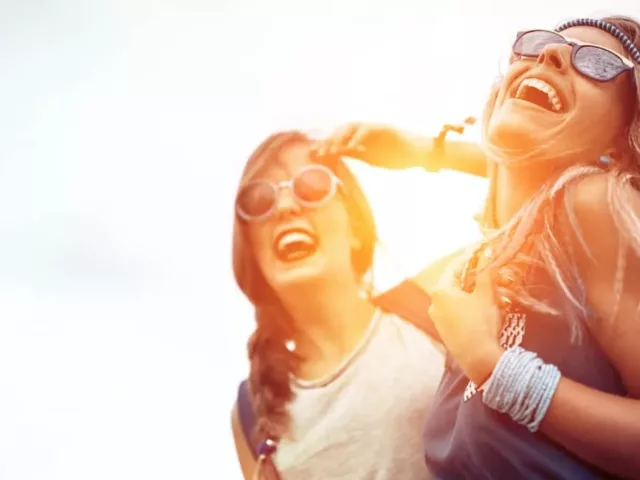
[232,131,376,466]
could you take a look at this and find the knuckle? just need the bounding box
[430,288,447,305]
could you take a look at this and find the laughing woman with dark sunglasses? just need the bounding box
[318,15,640,480]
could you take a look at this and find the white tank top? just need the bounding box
[274,309,444,479]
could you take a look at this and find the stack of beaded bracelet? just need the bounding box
[483,346,562,432]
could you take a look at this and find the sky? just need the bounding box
[1,1,638,479]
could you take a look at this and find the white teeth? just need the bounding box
[277,231,315,252]
[516,78,563,113]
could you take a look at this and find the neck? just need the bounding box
[280,279,376,362]
[493,163,556,227]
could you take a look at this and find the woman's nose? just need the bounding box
[275,187,301,218]
[536,43,570,73]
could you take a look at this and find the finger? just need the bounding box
[309,140,324,157]
[312,126,350,157]
[428,285,465,329]
[326,124,358,155]
[430,284,461,303]
[310,139,325,157]
[427,301,442,324]
[473,269,496,301]
[433,248,474,291]
[494,284,514,312]
[345,126,370,152]
[429,283,464,312]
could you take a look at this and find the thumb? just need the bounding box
[433,245,477,291]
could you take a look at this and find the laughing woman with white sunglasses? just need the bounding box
[229,130,446,480]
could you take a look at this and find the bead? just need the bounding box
[258,438,278,457]
[482,347,561,431]
[498,295,512,309]
[498,270,515,287]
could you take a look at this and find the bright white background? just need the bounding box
[0,1,637,479]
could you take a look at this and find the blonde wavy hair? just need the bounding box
[477,16,640,341]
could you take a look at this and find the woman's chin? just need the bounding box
[268,253,327,292]
[486,120,542,154]
[486,101,565,153]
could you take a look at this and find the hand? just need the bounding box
[428,257,504,384]
[311,123,434,170]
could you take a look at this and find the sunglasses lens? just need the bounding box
[236,181,276,219]
[293,166,335,204]
[574,46,627,81]
[514,30,564,57]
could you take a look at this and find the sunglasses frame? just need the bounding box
[513,29,635,82]
[236,164,343,222]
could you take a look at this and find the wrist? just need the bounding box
[399,133,438,171]
[481,346,561,432]
[423,137,443,172]
[464,343,503,386]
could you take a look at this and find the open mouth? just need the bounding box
[273,228,319,263]
[513,78,564,113]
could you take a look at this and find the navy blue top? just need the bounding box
[237,380,259,459]
[423,270,627,479]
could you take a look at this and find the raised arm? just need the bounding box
[438,140,488,177]
[312,124,488,177]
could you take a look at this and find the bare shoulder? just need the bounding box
[231,402,256,480]
[566,172,640,271]
[567,172,640,396]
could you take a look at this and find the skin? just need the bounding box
[243,143,375,376]
[231,143,376,477]
[246,143,361,297]
[316,23,640,479]
[488,26,634,225]
[313,124,487,176]
[427,26,640,478]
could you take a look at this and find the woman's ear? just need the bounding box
[347,217,363,250]
[351,234,362,252]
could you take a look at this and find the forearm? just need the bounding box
[402,135,487,177]
[398,136,487,177]
[439,140,488,177]
[335,125,488,176]
[469,347,640,478]
[539,378,640,479]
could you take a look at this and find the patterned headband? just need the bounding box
[556,18,640,64]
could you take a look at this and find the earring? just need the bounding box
[357,280,373,300]
[599,155,612,167]
[285,339,296,352]
[357,286,371,300]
